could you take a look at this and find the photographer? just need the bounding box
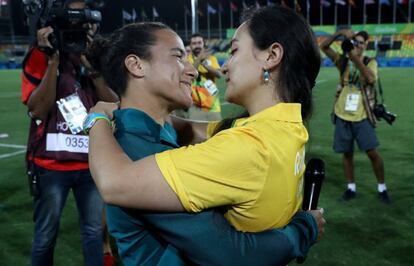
[21,1,118,265]
[320,29,390,203]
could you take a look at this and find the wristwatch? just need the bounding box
[83,113,111,134]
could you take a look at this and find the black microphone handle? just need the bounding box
[302,158,325,210]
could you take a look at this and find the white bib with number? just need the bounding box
[46,133,89,153]
[344,93,360,112]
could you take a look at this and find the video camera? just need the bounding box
[23,0,104,53]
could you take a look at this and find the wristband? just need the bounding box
[83,113,111,134]
[37,46,57,56]
[86,69,102,79]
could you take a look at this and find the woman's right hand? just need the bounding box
[308,208,326,241]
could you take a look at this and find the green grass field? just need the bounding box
[1,67,413,266]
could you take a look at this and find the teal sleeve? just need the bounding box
[281,211,319,263]
[139,210,319,266]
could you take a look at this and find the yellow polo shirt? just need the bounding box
[334,58,378,122]
[188,54,221,82]
[155,103,307,232]
[187,54,222,114]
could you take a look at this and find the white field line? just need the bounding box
[0,143,27,160]
[0,143,26,149]
[0,149,26,159]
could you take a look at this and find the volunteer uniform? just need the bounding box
[107,107,317,265]
[156,103,307,232]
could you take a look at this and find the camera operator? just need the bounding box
[21,1,118,265]
[320,29,390,204]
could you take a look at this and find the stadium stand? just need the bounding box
[1,30,414,69]
[201,31,414,68]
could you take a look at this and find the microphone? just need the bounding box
[296,158,325,264]
[302,158,325,210]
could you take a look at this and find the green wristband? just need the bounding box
[83,113,111,135]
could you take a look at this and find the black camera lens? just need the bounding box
[383,112,396,125]
[373,104,397,125]
[341,39,355,53]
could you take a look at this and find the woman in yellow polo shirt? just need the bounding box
[87,5,321,233]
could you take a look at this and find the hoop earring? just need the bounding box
[263,69,270,84]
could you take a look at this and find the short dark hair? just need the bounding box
[190,33,204,41]
[86,22,171,96]
[355,31,369,42]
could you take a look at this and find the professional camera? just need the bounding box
[341,38,357,53]
[23,0,104,53]
[373,104,397,125]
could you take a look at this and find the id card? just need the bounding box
[345,93,360,112]
[57,93,88,134]
[203,79,218,96]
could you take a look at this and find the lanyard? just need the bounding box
[347,63,360,87]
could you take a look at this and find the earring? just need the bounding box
[263,69,270,84]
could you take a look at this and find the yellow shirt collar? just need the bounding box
[235,103,303,127]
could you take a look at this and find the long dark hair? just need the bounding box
[86,22,171,96]
[214,5,320,135]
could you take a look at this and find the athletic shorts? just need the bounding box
[333,117,379,153]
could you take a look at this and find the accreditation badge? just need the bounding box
[57,92,88,134]
[344,93,360,112]
[203,79,218,96]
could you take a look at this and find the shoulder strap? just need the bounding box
[338,55,349,87]
[364,56,384,104]
[339,55,348,78]
[376,73,384,104]
[362,56,371,66]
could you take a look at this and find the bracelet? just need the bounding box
[37,46,57,56]
[86,69,102,79]
[83,113,111,134]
